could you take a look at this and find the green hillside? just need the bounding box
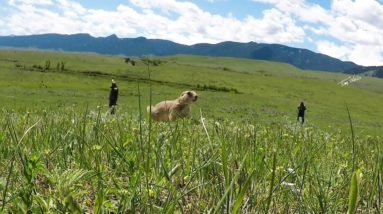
[1,49,383,213]
[0,49,382,133]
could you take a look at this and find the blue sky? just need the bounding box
[1,0,383,66]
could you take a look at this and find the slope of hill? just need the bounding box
[344,65,383,78]
[0,49,382,134]
[0,33,358,72]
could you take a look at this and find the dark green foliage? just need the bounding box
[32,64,43,70]
[124,57,136,66]
[196,84,239,93]
[60,61,66,71]
[140,57,164,66]
[44,60,51,70]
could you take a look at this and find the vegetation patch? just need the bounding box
[0,49,383,212]
[0,109,381,213]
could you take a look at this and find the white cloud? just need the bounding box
[319,41,383,66]
[241,9,305,44]
[254,0,383,65]
[9,0,53,6]
[130,0,203,17]
[252,0,332,24]
[207,0,227,2]
[2,0,383,65]
[316,40,350,60]
[1,0,305,46]
[326,0,383,65]
[348,45,383,66]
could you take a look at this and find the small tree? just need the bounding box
[124,57,135,66]
[44,60,51,71]
[60,61,66,71]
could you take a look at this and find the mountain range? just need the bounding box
[0,33,379,77]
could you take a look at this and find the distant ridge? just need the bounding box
[0,33,372,73]
[345,65,383,78]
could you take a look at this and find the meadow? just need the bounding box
[0,49,382,213]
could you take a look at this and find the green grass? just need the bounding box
[0,49,383,212]
[0,109,382,213]
[1,49,383,133]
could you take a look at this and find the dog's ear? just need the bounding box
[187,91,193,96]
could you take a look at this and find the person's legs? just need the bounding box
[110,105,116,114]
[301,116,304,124]
[109,99,117,114]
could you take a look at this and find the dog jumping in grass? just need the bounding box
[147,91,198,122]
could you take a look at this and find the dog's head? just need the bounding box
[178,91,198,104]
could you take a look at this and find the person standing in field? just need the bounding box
[109,79,119,114]
[297,102,306,124]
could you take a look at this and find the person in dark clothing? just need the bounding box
[109,79,118,114]
[297,102,306,124]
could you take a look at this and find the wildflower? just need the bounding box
[281,181,295,187]
[85,199,92,207]
[287,167,295,174]
[149,189,155,198]
[158,132,165,141]
[119,189,129,195]
[93,145,102,151]
[133,127,139,134]
[214,121,220,127]
[281,181,301,194]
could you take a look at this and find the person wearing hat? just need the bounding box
[109,79,119,114]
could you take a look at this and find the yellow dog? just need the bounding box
[147,91,198,121]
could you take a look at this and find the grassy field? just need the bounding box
[0,49,382,212]
[1,49,383,133]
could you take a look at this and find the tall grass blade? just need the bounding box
[1,159,15,211]
[232,170,254,214]
[346,105,356,172]
[212,153,248,214]
[200,110,214,152]
[347,169,360,214]
[221,139,229,186]
[265,151,277,213]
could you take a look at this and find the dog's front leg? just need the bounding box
[169,111,177,121]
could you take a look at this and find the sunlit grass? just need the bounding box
[0,107,381,213]
[1,49,383,134]
[0,49,383,212]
